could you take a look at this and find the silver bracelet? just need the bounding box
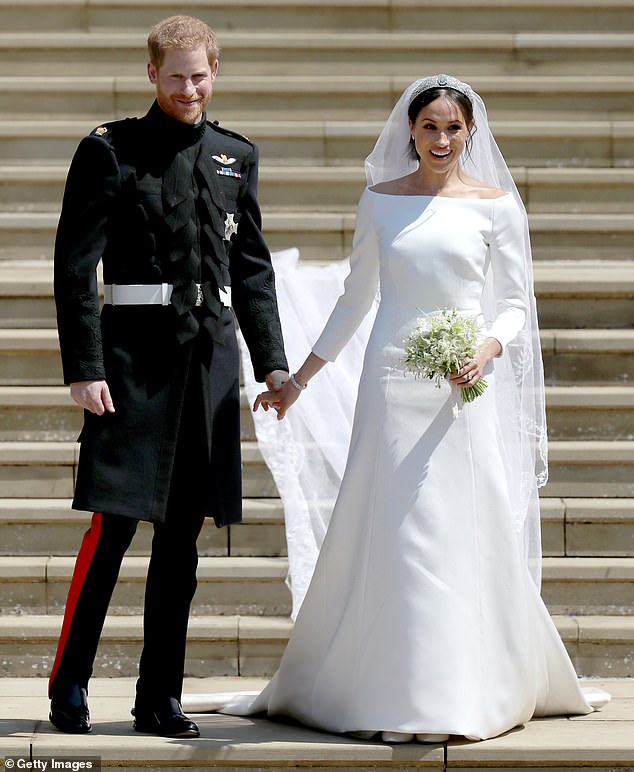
[289,373,307,391]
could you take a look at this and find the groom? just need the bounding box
[49,15,288,737]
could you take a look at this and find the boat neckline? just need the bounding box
[366,187,511,201]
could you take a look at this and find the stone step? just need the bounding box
[545,386,634,440]
[0,497,286,558]
[0,386,80,440]
[0,32,633,77]
[0,612,631,679]
[5,164,634,215]
[1,258,633,335]
[2,75,634,122]
[0,441,276,498]
[0,613,291,679]
[0,119,631,170]
[541,329,634,385]
[2,554,633,617]
[541,498,634,557]
[529,215,634,262]
[237,119,634,173]
[0,496,632,558]
[1,555,292,617]
[2,210,634,263]
[0,120,94,166]
[544,441,634,498]
[1,384,632,442]
[1,439,633,499]
[3,0,634,34]
[0,329,62,384]
[541,557,634,616]
[0,166,65,213]
[521,168,634,214]
[2,260,633,329]
[536,262,634,328]
[0,385,260,441]
[0,496,628,561]
[3,677,633,770]
[0,264,57,327]
[265,212,634,263]
[1,328,632,386]
[263,167,634,215]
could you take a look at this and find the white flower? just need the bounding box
[403,308,487,403]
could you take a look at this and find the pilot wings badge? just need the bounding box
[213,153,236,165]
[213,153,242,179]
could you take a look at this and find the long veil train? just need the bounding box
[238,247,377,619]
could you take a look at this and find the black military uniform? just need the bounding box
[49,100,287,735]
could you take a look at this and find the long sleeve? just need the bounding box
[230,142,288,381]
[485,194,528,351]
[54,134,121,384]
[312,189,380,361]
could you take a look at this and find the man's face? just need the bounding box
[147,45,218,124]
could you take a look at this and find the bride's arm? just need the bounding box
[255,189,380,418]
[485,194,528,350]
[311,189,380,363]
[453,195,528,386]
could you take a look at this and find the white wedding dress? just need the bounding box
[186,189,609,740]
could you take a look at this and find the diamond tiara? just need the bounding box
[409,74,474,105]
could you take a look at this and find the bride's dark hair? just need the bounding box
[407,87,475,161]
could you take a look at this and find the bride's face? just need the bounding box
[408,96,472,174]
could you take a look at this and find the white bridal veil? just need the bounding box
[238,249,377,618]
[241,74,547,619]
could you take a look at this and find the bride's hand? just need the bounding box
[451,336,502,388]
[253,379,302,420]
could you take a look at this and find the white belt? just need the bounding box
[103,283,231,308]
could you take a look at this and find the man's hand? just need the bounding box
[70,380,115,416]
[254,379,301,421]
[257,370,293,420]
[265,369,289,393]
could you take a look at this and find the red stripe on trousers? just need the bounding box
[48,512,103,696]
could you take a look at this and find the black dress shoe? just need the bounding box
[49,684,91,734]
[132,696,200,738]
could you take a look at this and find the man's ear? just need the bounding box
[211,59,219,80]
[147,61,157,84]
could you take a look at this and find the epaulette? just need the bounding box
[208,119,254,148]
[90,123,114,139]
[89,117,139,143]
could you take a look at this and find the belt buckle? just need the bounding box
[195,284,203,307]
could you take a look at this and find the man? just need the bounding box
[49,15,288,738]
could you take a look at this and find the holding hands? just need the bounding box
[254,376,303,420]
[255,352,327,420]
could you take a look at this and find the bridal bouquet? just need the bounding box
[402,307,488,403]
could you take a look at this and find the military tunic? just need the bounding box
[54,100,288,526]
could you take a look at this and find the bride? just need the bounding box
[185,74,609,743]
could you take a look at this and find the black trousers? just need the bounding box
[49,355,209,703]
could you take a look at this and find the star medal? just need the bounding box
[224,213,238,241]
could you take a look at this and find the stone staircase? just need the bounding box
[0,0,633,766]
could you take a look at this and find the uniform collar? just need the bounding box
[145,100,207,149]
